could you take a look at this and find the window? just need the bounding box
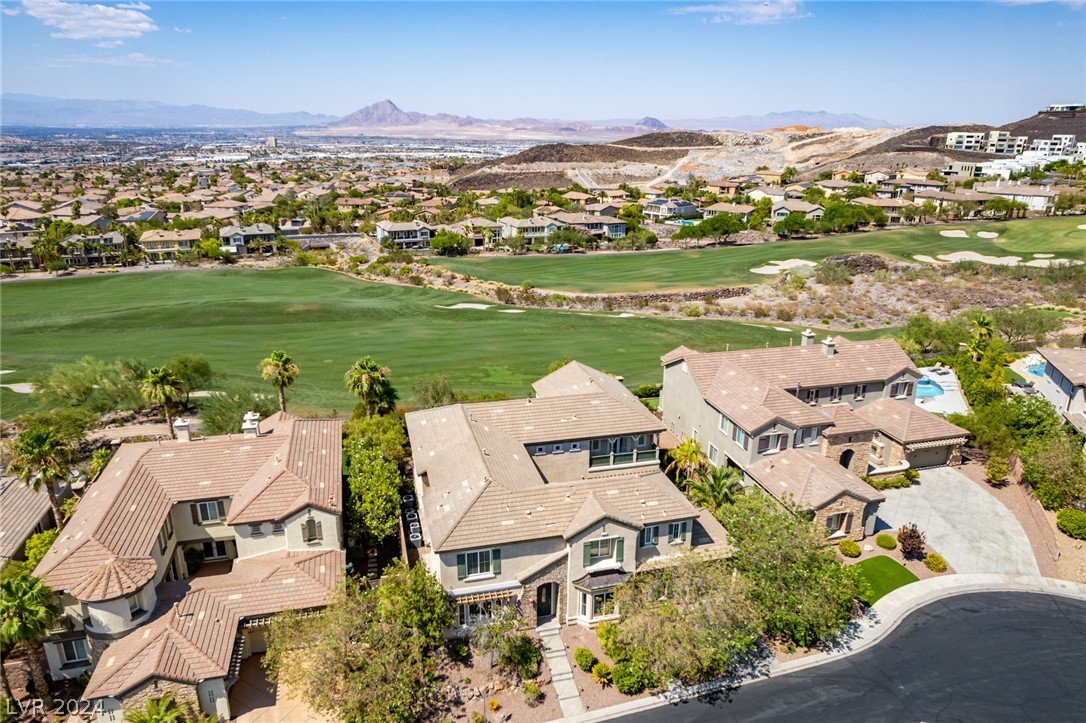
[456,548,501,580]
[757,434,786,455]
[719,414,732,435]
[708,444,719,465]
[830,386,843,402]
[585,538,615,566]
[202,540,228,560]
[668,521,688,544]
[890,382,914,398]
[192,500,222,525]
[127,593,145,619]
[640,526,659,547]
[458,600,502,627]
[249,524,263,537]
[854,385,866,401]
[731,425,749,450]
[553,444,564,454]
[793,428,807,447]
[157,516,173,555]
[534,445,547,456]
[569,442,581,452]
[580,591,615,620]
[61,638,89,664]
[303,518,323,544]
[271,521,284,535]
[825,513,853,536]
[805,389,819,405]
[691,427,699,442]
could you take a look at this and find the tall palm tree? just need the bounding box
[664,438,706,489]
[123,692,186,723]
[970,311,995,344]
[141,367,183,438]
[259,350,300,413]
[0,576,60,699]
[8,425,70,529]
[344,357,398,416]
[688,465,744,514]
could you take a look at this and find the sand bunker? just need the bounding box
[436,303,492,310]
[0,383,34,394]
[913,255,938,263]
[939,230,968,238]
[496,309,526,313]
[773,327,792,332]
[751,259,817,275]
[934,251,1083,268]
[0,370,14,375]
[1033,253,1055,258]
[1078,224,1086,230]
[976,232,999,239]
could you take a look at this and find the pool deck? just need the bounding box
[1009,354,1045,383]
[915,366,970,416]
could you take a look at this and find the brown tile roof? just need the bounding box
[84,549,342,700]
[853,399,969,445]
[821,404,877,436]
[747,449,885,509]
[464,394,663,445]
[1037,348,1086,386]
[35,415,341,600]
[563,491,644,539]
[0,477,52,563]
[67,557,157,603]
[693,360,829,434]
[531,361,641,408]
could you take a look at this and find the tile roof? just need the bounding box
[693,359,829,434]
[1037,348,1086,386]
[84,549,342,700]
[853,399,969,444]
[747,449,885,509]
[67,557,157,603]
[0,477,52,563]
[35,415,341,600]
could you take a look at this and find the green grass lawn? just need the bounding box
[433,217,1086,293]
[855,555,920,605]
[0,268,894,419]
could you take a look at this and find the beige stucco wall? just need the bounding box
[84,584,154,637]
[198,678,230,720]
[171,498,235,546]
[438,537,565,591]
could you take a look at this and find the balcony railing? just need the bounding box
[589,448,658,469]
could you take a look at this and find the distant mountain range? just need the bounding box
[0,94,337,128]
[0,94,895,138]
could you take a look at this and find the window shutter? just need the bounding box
[844,514,853,534]
[583,543,591,568]
[315,521,323,540]
[216,500,226,519]
[652,527,659,544]
[778,435,787,451]
[491,548,501,575]
[456,554,466,580]
[615,537,624,563]
[190,504,199,525]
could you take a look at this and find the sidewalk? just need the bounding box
[561,574,1086,722]
[538,620,586,717]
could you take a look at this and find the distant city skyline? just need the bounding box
[2,1,1084,126]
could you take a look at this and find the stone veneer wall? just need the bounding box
[814,494,870,542]
[820,432,875,479]
[517,558,568,626]
[115,678,201,717]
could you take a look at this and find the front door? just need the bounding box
[536,583,555,621]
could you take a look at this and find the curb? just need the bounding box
[559,575,1086,722]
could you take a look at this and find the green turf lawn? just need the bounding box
[0,268,895,419]
[855,555,920,605]
[433,217,1086,293]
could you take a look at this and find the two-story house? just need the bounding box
[375,220,436,248]
[219,223,276,255]
[405,362,728,631]
[62,232,129,267]
[1032,348,1086,436]
[549,212,628,240]
[138,229,201,263]
[498,216,562,244]
[660,334,968,539]
[643,199,700,220]
[33,413,344,721]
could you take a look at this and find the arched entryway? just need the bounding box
[839,449,855,470]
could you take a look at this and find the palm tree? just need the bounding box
[0,576,60,699]
[123,692,185,723]
[344,357,398,416]
[259,350,300,413]
[8,425,70,528]
[664,438,706,489]
[970,311,995,344]
[141,367,183,438]
[688,465,744,514]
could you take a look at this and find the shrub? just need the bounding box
[633,383,662,399]
[682,304,705,318]
[866,475,913,491]
[875,533,897,550]
[612,660,657,696]
[591,661,612,687]
[500,634,542,680]
[488,699,501,712]
[776,304,796,322]
[596,621,628,661]
[1056,508,1086,540]
[470,713,485,723]
[522,682,543,707]
[838,539,861,558]
[924,553,948,573]
[897,524,926,560]
[574,647,597,672]
[986,455,1010,486]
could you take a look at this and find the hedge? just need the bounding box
[1056,508,1086,540]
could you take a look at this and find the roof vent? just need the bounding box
[173,418,192,443]
[242,411,261,438]
[801,328,815,346]
[822,336,837,357]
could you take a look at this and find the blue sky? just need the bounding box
[1,1,1083,125]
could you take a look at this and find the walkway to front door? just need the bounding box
[537,620,586,717]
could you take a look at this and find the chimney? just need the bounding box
[242,411,261,438]
[801,328,815,346]
[173,418,191,442]
[822,336,836,357]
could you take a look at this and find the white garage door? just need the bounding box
[908,446,950,469]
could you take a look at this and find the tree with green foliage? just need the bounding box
[672,211,746,241]
[688,465,744,514]
[0,529,59,582]
[122,692,186,723]
[428,230,472,256]
[345,414,407,464]
[0,576,60,698]
[259,350,300,413]
[772,212,815,238]
[344,357,398,416]
[141,367,183,437]
[376,560,454,647]
[747,198,773,229]
[12,408,95,448]
[612,552,761,684]
[665,438,706,489]
[1022,433,1086,510]
[716,494,869,647]
[346,437,402,542]
[991,307,1062,350]
[198,385,276,436]
[32,356,145,414]
[412,373,467,409]
[165,354,214,405]
[264,578,437,723]
[7,426,70,528]
[895,314,969,358]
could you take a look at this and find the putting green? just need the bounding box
[0,268,893,419]
[433,217,1086,293]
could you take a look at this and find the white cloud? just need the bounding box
[94,39,123,47]
[22,0,158,40]
[672,1,810,25]
[116,1,149,8]
[48,50,172,67]
[173,26,190,33]
[2,5,21,15]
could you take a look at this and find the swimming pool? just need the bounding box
[917,377,945,397]
[1027,362,1046,377]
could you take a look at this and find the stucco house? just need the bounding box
[219,223,276,255]
[404,362,728,630]
[1033,348,1086,435]
[659,333,968,539]
[644,199,700,220]
[375,219,436,248]
[33,413,344,721]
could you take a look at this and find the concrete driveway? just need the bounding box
[875,467,1039,576]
